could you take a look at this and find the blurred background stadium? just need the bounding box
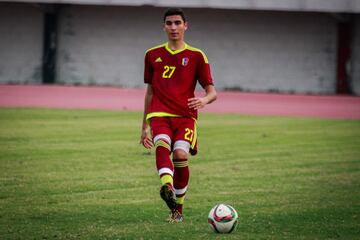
[1,2,360,239]
[1,0,360,95]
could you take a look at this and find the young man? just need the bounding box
[140,8,217,223]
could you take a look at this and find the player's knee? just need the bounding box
[173,149,188,159]
[153,134,171,151]
[173,140,190,159]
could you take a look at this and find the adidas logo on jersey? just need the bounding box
[155,57,162,62]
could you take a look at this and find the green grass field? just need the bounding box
[0,108,359,239]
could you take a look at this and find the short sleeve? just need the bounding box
[144,52,153,84]
[197,52,214,88]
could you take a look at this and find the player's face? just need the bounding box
[163,15,188,41]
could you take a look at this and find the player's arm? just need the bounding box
[188,84,217,110]
[140,84,154,149]
[188,50,217,110]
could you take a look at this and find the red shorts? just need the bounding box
[150,117,198,155]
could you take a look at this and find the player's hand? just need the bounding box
[188,97,207,110]
[140,128,153,149]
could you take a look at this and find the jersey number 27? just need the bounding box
[162,65,176,78]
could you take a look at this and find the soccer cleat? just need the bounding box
[160,183,177,211]
[167,210,184,223]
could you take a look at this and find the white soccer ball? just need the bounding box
[208,204,239,233]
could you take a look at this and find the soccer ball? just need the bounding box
[208,204,238,233]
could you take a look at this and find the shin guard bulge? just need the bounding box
[155,138,173,185]
[173,158,189,213]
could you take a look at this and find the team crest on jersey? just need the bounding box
[182,57,189,66]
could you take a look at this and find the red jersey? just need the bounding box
[144,42,214,120]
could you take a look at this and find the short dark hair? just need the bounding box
[163,8,186,23]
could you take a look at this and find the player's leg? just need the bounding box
[173,148,189,215]
[170,117,196,222]
[172,148,189,223]
[149,117,177,211]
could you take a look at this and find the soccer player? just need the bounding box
[140,8,217,223]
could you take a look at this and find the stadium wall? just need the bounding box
[0,3,43,84]
[1,3,360,95]
[57,5,338,94]
[351,15,360,95]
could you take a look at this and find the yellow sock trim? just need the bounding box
[160,174,173,186]
[173,160,188,168]
[155,140,171,151]
[176,195,186,205]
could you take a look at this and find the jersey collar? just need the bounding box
[165,42,188,55]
